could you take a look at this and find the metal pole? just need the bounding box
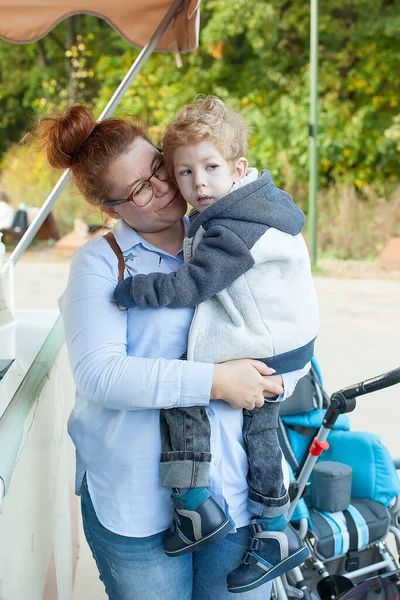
[9,0,187,266]
[308,0,318,266]
[287,426,329,521]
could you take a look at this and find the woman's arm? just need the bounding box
[59,240,276,412]
[59,240,213,411]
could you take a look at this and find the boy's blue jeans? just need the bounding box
[81,480,272,599]
[160,400,290,518]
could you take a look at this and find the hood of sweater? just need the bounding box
[230,166,259,191]
[188,169,305,239]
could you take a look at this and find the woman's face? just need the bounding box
[103,138,187,234]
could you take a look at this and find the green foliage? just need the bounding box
[0,0,399,236]
[93,0,400,190]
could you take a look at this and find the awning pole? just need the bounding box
[308,0,318,266]
[9,0,187,266]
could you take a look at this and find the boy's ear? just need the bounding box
[100,204,121,220]
[232,157,248,182]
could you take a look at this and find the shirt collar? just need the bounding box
[112,216,189,256]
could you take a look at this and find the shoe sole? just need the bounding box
[164,517,234,557]
[227,545,310,593]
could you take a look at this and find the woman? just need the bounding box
[36,105,304,600]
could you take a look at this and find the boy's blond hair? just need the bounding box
[163,96,249,175]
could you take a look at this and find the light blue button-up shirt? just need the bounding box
[59,217,306,537]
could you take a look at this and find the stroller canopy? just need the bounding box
[0,0,200,51]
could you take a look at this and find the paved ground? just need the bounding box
[12,257,400,598]
[313,276,400,458]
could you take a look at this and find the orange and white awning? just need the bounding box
[0,0,200,51]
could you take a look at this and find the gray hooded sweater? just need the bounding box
[126,169,319,373]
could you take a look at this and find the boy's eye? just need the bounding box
[206,164,218,171]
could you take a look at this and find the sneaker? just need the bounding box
[163,488,233,557]
[227,520,309,593]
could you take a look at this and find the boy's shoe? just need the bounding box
[227,520,309,593]
[163,488,233,557]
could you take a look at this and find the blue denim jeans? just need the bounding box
[81,481,271,600]
[160,400,290,518]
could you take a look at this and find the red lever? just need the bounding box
[310,438,329,457]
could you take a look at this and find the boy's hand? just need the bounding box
[114,277,135,308]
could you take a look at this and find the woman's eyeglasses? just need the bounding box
[104,153,169,208]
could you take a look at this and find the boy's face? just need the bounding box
[172,139,247,212]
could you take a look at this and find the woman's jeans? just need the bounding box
[160,400,289,518]
[81,481,271,600]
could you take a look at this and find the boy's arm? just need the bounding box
[114,225,254,308]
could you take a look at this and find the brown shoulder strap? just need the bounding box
[104,232,125,282]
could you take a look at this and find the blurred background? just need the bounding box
[0,0,399,262]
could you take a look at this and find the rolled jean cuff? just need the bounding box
[160,452,211,488]
[248,490,290,519]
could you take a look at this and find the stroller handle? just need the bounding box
[339,366,400,400]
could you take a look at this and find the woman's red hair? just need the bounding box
[34,105,150,206]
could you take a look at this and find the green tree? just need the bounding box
[1,1,399,192]
[0,16,119,150]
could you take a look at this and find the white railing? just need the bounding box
[0,316,64,510]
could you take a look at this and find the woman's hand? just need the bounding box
[211,359,284,410]
[263,374,284,398]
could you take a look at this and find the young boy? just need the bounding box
[114,96,319,593]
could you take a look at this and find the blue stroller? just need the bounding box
[273,362,400,600]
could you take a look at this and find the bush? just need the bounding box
[315,185,400,259]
